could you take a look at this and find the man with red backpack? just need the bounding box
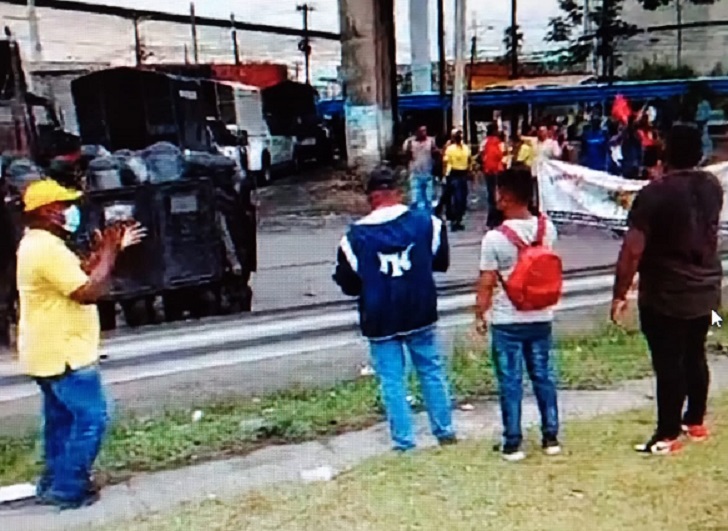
[475,167,563,462]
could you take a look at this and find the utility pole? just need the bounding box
[133,17,143,66]
[510,0,518,79]
[231,13,240,65]
[467,31,476,144]
[437,0,446,135]
[6,30,33,157]
[297,3,314,85]
[468,34,476,91]
[598,0,613,82]
[190,2,199,64]
[584,0,596,74]
[676,0,683,68]
[452,0,466,131]
[27,0,43,63]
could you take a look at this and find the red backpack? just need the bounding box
[497,215,563,311]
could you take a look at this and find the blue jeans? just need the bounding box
[35,364,109,502]
[410,172,434,212]
[369,327,455,451]
[491,322,559,449]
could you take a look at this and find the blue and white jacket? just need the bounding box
[333,204,449,340]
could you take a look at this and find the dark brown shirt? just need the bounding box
[628,169,723,318]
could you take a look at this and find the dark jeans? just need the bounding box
[35,364,109,502]
[484,173,503,229]
[529,176,540,215]
[491,322,559,448]
[446,171,469,225]
[639,305,711,439]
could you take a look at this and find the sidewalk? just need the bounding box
[4,356,728,531]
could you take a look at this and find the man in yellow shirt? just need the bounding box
[16,179,144,509]
[511,133,535,169]
[442,128,471,231]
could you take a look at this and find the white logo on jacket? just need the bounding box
[378,244,414,277]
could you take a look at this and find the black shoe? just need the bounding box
[542,436,562,456]
[37,490,100,510]
[438,436,458,447]
[501,444,526,462]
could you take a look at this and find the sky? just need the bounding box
[0,0,565,84]
[70,0,564,57]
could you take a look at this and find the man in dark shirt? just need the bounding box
[332,167,455,452]
[611,124,722,455]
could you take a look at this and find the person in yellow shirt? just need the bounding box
[510,133,535,169]
[442,128,471,231]
[16,179,145,509]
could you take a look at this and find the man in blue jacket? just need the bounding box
[580,116,610,172]
[333,167,456,452]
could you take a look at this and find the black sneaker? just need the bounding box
[501,444,526,462]
[542,436,562,456]
[36,488,100,510]
[438,435,458,447]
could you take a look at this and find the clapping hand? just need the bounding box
[119,222,147,250]
[101,222,147,252]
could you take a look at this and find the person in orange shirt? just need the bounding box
[481,123,505,228]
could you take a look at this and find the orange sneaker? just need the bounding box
[634,436,684,455]
[682,424,710,442]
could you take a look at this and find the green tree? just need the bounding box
[625,59,697,80]
[545,0,719,77]
[502,25,524,69]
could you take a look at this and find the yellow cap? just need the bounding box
[23,179,82,212]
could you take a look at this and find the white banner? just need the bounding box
[537,160,728,232]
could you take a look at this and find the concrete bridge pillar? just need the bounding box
[338,0,396,170]
[409,0,431,93]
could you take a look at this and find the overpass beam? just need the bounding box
[339,0,396,170]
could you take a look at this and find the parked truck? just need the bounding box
[70,67,257,329]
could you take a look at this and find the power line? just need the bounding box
[0,0,340,40]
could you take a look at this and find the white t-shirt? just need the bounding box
[532,139,562,176]
[479,216,559,325]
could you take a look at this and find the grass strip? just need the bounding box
[0,325,681,487]
[104,391,728,531]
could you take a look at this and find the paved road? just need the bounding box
[251,213,624,312]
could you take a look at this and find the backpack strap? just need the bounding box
[497,225,527,251]
[534,214,547,246]
[497,215,547,250]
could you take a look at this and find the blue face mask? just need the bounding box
[62,205,81,233]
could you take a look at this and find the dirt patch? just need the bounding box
[255,165,413,230]
[257,166,368,220]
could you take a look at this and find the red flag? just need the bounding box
[611,95,632,124]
